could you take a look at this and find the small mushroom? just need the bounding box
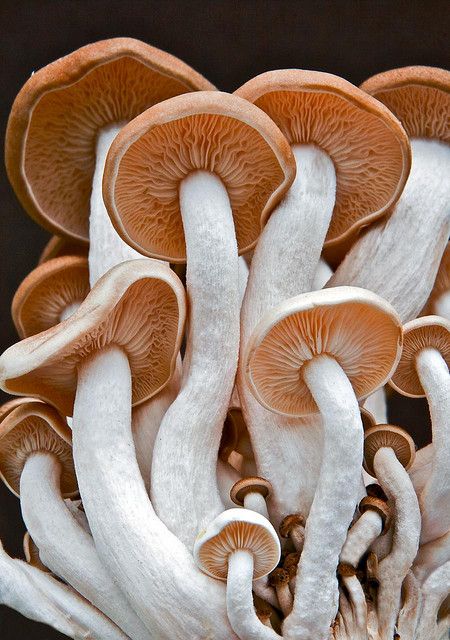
[23,532,50,573]
[279,514,305,553]
[230,476,272,518]
[268,568,293,616]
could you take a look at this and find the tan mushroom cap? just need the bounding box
[390,316,450,397]
[245,286,403,417]
[235,69,411,247]
[194,508,280,580]
[363,424,416,477]
[279,514,304,538]
[361,66,450,142]
[422,243,450,315]
[23,532,50,572]
[103,90,296,262]
[0,259,186,417]
[0,401,77,498]
[360,406,377,432]
[5,37,215,242]
[12,256,90,339]
[0,397,41,423]
[38,236,88,265]
[230,476,272,506]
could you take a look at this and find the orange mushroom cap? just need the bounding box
[38,236,88,265]
[422,244,450,316]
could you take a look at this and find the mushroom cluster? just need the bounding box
[0,38,449,640]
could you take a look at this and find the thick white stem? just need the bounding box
[313,259,333,290]
[409,444,434,497]
[416,347,450,543]
[397,571,421,640]
[374,447,421,640]
[363,386,388,424]
[88,123,143,286]
[284,356,363,640]
[435,290,450,320]
[243,492,269,519]
[238,145,336,527]
[152,171,240,548]
[340,509,383,566]
[329,139,450,322]
[416,561,450,640]
[19,452,149,640]
[226,550,279,640]
[73,346,235,639]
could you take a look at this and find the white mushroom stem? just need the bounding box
[341,575,367,640]
[415,561,450,640]
[252,577,279,610]
[152,171,240,548]
[73,346,237,639]
[238,145,335,526]
[60,301,81,322]
[374,447,421,640]
[287,525,305,553]
[19,451,150,640]
[226,550,279,640]
[283,355,363,640]
[435,290,450,320]
[89,123,143,286]
[328,139,450,322]
[363,386,388,424]
[242,492,269,519]
[397,571,421,640]
[217,460,241,509]
[274,576,293,616]
[414,529,450,585]
[340,508,384,567]
[415,346,450,543]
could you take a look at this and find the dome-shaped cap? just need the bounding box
[390,316,450,397]
[0,259,186,416]
[422,244,450,315]
[23,532,50,572]
[235,70,411,248]
[194,508,280,580]
[103,91,296,262]
[0,401,77,497]
[245,286,403,417]
[279,514,304,538]
[359,496,391,532]
[230,476,272,506]
[361,66,450,142]
[363,424,416,477]
[38,236,88,265]
[6,38,215,243]
[12,256,89,338]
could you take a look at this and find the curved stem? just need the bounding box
[340,509,383,567]
[397,571,421,640]
[227,550,279,640]
[19,452,149,640]
[151,171,240,548]
[341,575,367,640]
[415,561,450,640]
[284,355,363,640]
[329,139,450,322]
[243,492,269,519]
[363,386,388,424]
[414,529,450,585]
[409,443,434,497]
[374,447,421,640]
[73,346,236,639]
[416,347,450,543]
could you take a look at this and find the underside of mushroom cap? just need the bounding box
[360,66,450,141]
[0,259,186,416]
[230,477,272,506]
[38,236,88,265]
[12,256,89,338]
[363,424,416,477]
[235,69,411,247]
[0,401,77,497]
[390,315,450,397]
[245,286,403,417]
[194,508,280,580]
[6,37,215,242]
[103,90,296,262]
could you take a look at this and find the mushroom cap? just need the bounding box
[359,495,391,532]
[5,37,215,242]
[268,567,290,587]
[12,256,89,338]
[235,69,411,248]
[23,532,50,572]
[245,286,403,417]
[279,514,304,538]
[230,476,272,506]
[360,406,377,432]
[0,259,185,416]
[0,397,41,422]
[103,90,296,262]
[363,424,416,477]
[38,236,88,265]
[360,66,450,142]
[422,244,450,315]
[0,401,77,498]
[390,316,450,397]
[365,483,388,501]
[193,508,280,580]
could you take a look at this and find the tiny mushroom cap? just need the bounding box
[360,66,450,142]
[245,286,403,417]
[12,256,89,338]
[38,236,88,265]
[279,514,305,539]
[230,477,272,507]
[390,316,450,397]
[0,401,77,498]
[235,69,411,248]
[103,90,296,262]
[422,243,450,316]
[268,567,290,587]
[194,508,281,581]
[0,259,186,417]
[5,37,215,242]
[363,424,416,478]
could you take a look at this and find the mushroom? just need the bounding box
[230,476,272,518]
[422,243,450,319]
[362,424,421,640]
[337,563,367,640]
[415,560,450,640]
[413,529,450,585]
[283,552,300,594]
[409,443,434,497]
[103,90,295,547]
[234,69,409,528]
[38,235,88,265]
[244,286,403,639]
[390,315,450,543]
[279,514,305,553]
[194,508,281,640]
[0,399,149,639]
[329,66,450,323]
[268,568,293,616]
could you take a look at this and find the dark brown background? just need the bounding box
[0,1,448,637]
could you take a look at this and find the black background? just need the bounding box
[0,1,448,637]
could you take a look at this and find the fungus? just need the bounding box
[230,476,272,518]
[269,568,293,616]
[279,514,305,553]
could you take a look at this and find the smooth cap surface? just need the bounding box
[230,476,272,506]
[363,424,416,476]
